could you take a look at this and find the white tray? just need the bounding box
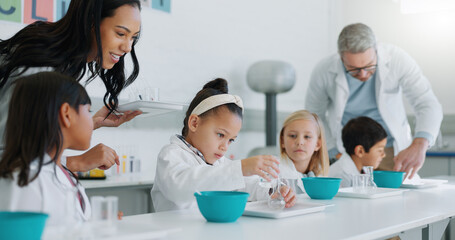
[242,200,332,219]
[336,187,408,199]
[117,100,185,116]
[401,179,448,189]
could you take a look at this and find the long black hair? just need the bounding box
[181,78,243,137]
[0,0,141,113]
[0,72,91,187]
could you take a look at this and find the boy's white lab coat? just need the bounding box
[305,43,443,155]
[151,135,269,212]
[0,154,91,226]
[329,153,359,188]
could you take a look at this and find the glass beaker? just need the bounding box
[352,174,370,193]
[268,177,288,210]
[90,196,118,236]
[362,166,377,189]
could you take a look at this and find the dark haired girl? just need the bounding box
[151,78,296,212]
[0,0,143,173]
[0,72,94,226]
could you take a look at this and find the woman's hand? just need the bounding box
[92,106,142,129]
[241,155,280,181]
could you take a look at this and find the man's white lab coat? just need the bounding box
[305,44,443,155]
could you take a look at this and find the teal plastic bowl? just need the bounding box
[301,177,342,199]
[194,191,249,222]
[0,211,48,240]
[373,171,405,188]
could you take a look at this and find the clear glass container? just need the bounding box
[362,166,377,188]
[268,177,288,210]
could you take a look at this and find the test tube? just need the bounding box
[129,155,134,173]
[122,155,127,174]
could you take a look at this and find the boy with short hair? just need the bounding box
[329,116,387,187]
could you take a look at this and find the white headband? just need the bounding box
[191,94,244,115]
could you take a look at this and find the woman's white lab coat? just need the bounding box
[328,153,359,188]
[151,135,269,212]
[305,43,443,154]
[0,154,91,226]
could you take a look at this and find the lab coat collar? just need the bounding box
[338,153,361,175]
[327,54,349,93]
[375,44,391,100]
[175,135,208,164]
[281,157,304,179]
[170,135,221,166]
[376,43,392,65]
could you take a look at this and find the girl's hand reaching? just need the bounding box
[241,155,280,181]
[279,185,296,208]
[270,185,296,208]
[270,186,297,208]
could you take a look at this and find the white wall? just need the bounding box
[127,0,335,111]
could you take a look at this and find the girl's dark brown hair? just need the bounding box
[0,71,91,186]
[181,78,243,137]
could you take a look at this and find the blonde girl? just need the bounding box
[279,110,329,193]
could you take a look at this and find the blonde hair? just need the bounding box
[279,110,329,176]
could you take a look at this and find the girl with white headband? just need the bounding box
[151,78,296,212]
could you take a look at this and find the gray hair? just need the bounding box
[337,23,376,55]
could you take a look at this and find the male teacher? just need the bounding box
[305,23,442,178]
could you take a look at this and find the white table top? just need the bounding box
[122,177,455,240]
[81,174,154,189]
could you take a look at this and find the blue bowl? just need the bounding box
[0,211,48,240]
[194,191,249,222]
[301,177,342,199]
[373,171,405,188]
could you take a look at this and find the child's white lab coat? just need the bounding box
[278,157,313,194]
[328,153,359,187]
[0,154,91,226]
[151,135,269,212]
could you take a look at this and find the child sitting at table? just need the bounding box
[329,116,387,187]
[278,110,330,193]
[0,72,93,226]
[151,78,296,212]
